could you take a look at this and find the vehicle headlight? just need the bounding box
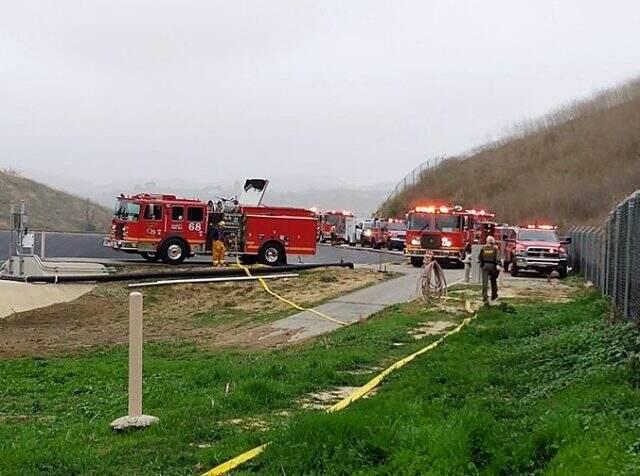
[364,229,372,237]
[442,237,452,247]
[516,248,527,256]
[411,238,421,246]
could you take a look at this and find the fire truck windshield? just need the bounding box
[518,230,559,242]
[325,215,345,225]
[387,222,405,231]
[435,214,461,232]
[114,199,141,222]
[408,213,430,230]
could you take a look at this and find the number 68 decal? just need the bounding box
[188,222,202,231]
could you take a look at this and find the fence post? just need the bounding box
[623,198,635,320]
[110,292,159,430]
[611,210,621,317]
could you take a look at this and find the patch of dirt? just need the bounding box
[449,275,575,304]
[408,320,456,340]
[299,386,378,410]
[497,275,575,303]
[0,266,391,358]
[220,417,269,432]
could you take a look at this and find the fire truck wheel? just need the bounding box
[160,238,187,265]
[410,257,424,268]
[141,252,159,262]
[258,242,286,266]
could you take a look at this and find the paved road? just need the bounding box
[0,230,406,265]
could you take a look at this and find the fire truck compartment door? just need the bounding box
[238,178,269,206]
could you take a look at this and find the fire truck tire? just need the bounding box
[258,242,287,266]
[410,257,424,268]
[160,238,188,265]
[141,252,159,262]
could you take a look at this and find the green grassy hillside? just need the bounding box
[379,77,640,227]
[0,170,112,232]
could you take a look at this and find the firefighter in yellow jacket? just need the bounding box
[478,235,501,304]
[211,221,226,266]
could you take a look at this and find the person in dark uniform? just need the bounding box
[478,235,501,304]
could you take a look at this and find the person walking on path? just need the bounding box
[211,221,227,267]
[478,235,501,304]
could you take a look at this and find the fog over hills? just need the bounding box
[24,170,394,218]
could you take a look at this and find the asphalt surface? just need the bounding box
[0,230,407,265]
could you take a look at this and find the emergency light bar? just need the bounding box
[524,224,558,230]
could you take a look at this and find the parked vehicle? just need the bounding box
[317,210,355,244]
[385,219,407,251]
[404,205,494,267]
[361,219,389,249]
[104,179,317,265]
[502,225,569,278]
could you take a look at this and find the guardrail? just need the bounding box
[570,190,640,321]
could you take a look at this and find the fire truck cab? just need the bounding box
[502,225,569,278]
[104,179,318,265]
[385,219,407,251]
[361,219,389,249]
[404,205,492,267]
[317,210,355,245]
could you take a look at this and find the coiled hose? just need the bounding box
[417,256,448,304]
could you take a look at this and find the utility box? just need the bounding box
[470,244,482,284]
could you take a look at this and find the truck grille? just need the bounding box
[115,223,124,240]
[420,234,440,250]
[526,247,557,259]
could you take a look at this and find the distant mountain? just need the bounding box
[25,172,393,218]
[0,170,112,232]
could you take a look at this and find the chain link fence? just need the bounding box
[570,190,640,321]
[380,155,446,208]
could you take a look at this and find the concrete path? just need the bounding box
[259,263,465,343]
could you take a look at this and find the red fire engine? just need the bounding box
[360,218,389,249]
[317,210,354,244]
[404,205,495,267]
[103,179,317,265]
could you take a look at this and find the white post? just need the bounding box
[128,292,143,417]
[110,292,158,430]
[471,244,482,284]
[40,231,46,259]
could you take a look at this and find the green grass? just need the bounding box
[246,293,640,475]
[1,290,639,475]
[0,302,456,475]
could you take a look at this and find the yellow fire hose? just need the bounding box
[235,259,348,326]
[202,262,477,476]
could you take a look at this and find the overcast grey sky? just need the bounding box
[1,0,639,189]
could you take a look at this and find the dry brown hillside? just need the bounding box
[0,170,112,231]
[380,77,640,227]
